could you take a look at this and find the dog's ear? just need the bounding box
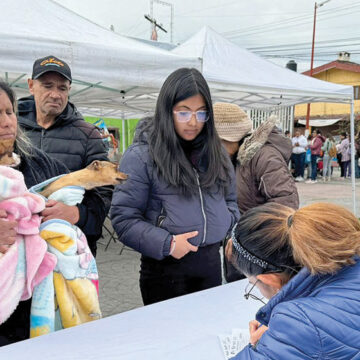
[87,160,101,171]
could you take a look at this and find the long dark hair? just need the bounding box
[146,68,232,195]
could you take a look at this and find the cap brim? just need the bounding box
[33,69,72,82]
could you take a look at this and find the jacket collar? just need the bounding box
[17,96,82,130]
[255,267,323,325]
[255,259,360,325]
[237,115,277,166]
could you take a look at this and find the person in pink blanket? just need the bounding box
[0,82,69,346]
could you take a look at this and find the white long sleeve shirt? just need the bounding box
[291,135,307,154]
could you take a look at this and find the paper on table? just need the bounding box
[218,328,249,359]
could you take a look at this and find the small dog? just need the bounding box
[39,160,127,198]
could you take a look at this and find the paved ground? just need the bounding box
[97,168,360,318]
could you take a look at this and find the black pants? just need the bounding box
[140,242,222,305]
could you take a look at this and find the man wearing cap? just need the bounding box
[17,55,112,256]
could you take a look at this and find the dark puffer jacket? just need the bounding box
[17,96,112,254]
[0,146,68,346]
[233,258,360,360]
[236,117,299,213]
[111,140,239,261]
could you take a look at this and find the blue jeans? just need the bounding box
[323,154,332,178]
[311,154,319,180]
[293,152,305,178]
[343,160,351,178]
[355,156,360,178]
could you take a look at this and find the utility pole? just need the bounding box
[305,0,331,136]
[144,14,167,41]
[149,0,174,43]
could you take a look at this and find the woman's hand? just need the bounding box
[41,200,80,224]
[225,238,233,260]
[0,209,17,254]
[171,231,198,259]
[249,320,268,346]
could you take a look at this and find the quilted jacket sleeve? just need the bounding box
[231,302,321,360]
[110,146,173,260]
[254,147,299,210]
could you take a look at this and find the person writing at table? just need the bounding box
[226,202,360,359]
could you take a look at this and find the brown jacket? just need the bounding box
[236,117,299,214]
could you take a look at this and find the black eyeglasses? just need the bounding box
[244,280,266,305]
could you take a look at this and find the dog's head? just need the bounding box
[86,160,128,186]
[0,139,16,166]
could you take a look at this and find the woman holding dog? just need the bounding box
[111,68,239,305]
[0,82,70,345]
[226,202,360,359]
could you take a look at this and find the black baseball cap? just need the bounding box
[32,55,72,83]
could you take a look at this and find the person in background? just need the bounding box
[291,129,307,182]
[213,103,252,167]
[0,81,69,345]
[226,202,360,360]
[339,132,351,179]
[355,130,360,178]
[17,55,112,256]
[111,69,239,305]
[321,135,335,181]
[336,141,344,178]
[213,102,252,283]
[305,134,312,179]
[284,130,291,138]
[306,129,325,184]
[214,104,298,215]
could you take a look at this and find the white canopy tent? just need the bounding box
[172,27,357,215]
[172,27,354,109]
[0,2,357,213]
[0,0,199,119]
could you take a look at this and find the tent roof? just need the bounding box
[0,0,199,118]
[172,27,354,109]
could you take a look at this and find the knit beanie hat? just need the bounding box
[213,102,252,142]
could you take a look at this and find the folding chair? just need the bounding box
[102,220,118,251]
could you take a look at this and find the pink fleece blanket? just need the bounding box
[0,166,56,324]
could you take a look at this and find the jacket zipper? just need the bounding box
[194,169,207,244]
[157,207,166,227]
[40,128,45,150]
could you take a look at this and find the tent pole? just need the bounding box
[350,96,356,216]
[122,111,126,155]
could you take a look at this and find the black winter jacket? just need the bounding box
[0,146,68,346]
[17,96,112,254]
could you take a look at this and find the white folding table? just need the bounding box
[0,280,261,360]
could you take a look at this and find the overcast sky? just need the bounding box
[53,0,360,72]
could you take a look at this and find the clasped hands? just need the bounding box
[0,200,79,254]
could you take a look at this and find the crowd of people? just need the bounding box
[290,128,359,183]
[0,55,359,358]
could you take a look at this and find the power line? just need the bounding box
[177,0,239,16]
[222,2,360,39]
[248,36,360,51]
[177,11,311,18]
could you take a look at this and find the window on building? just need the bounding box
[354,86,360,100]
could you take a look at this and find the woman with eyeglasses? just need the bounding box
[111,68,239,305]
[226,202,360,360]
